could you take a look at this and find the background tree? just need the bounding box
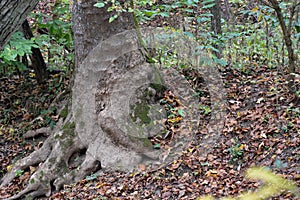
[0,0,40,49]
[21,19,50,83]
[0,1,49,83]
[210,0,222,59]
[259,0,299,90]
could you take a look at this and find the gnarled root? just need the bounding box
[0,135,53,187]
[0,122,100,200]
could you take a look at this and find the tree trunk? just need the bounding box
[268,0,297,74]
[21,19,50,83]
[0,1,227,199]
[73,0,135,67]
[267,0,298,91]
[210,0,223,59]
[258,0,298,91]
[0,1,160,199]
[0,0,39,49]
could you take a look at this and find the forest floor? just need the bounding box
[0,1,300,199]
[0,63,299,199]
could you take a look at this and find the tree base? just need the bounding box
[1,29,226,199]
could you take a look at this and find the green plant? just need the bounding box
[263,114,270,123]
[0,31,38,75]
[86,173,98,181]
[287,106,300,117]
[228,142,245,165]
[30,0,74,72]
[40,107,57,129]
[0,0,74,77]
[94,0,200,22]
[94,0,231,69]
[15,169,24,177]
[198,105,211,115]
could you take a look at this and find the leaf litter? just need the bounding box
[1,63,299,199]
[1,1,300,198]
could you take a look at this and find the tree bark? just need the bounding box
[0,0,39,49]
[73,0,135,67]
[210,0,223,59]
[0,1,152,199]
[265,0,299,92]
[268,0,297,74]
[21,19,50,83]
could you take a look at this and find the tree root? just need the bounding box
[0,120,100,199]
[0,135,53,187]
[23,127,52,138]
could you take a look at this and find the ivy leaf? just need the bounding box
[94,2,105,8]
[274,159,288,168]
[202,4,215,9]
[295,25,300,33]
[159,12,170,18]
[201,0,215,9]
[143,10,157,17]
[178,109,185,117]
[109,14,118,23]
[153,143,161,149]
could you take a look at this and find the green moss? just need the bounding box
[130,82,165,126]
[79,121,85,129]
[139,137,153,147]
[131,100,151,124]
[60,162,68,174]
[71,170,76,177]
[39,170,44,179]
[129,72,167,137]
[75,107,83,119]
[63,122,76,136]
[149,83,166,94]
[30,178,35,184]
[153,67,165,85]
[70,122,75,129]
[60,107,68,119]
[65,139,74,148]
[129,136,153,148]
[49,157,56,163]
[53,121,76,150]
[54,134,60,139]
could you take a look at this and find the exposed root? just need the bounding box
[23,127,52,138]
[53,152,101,190]
[4,178,49,200]
[0,118,101,199]
[0,136,53,187]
